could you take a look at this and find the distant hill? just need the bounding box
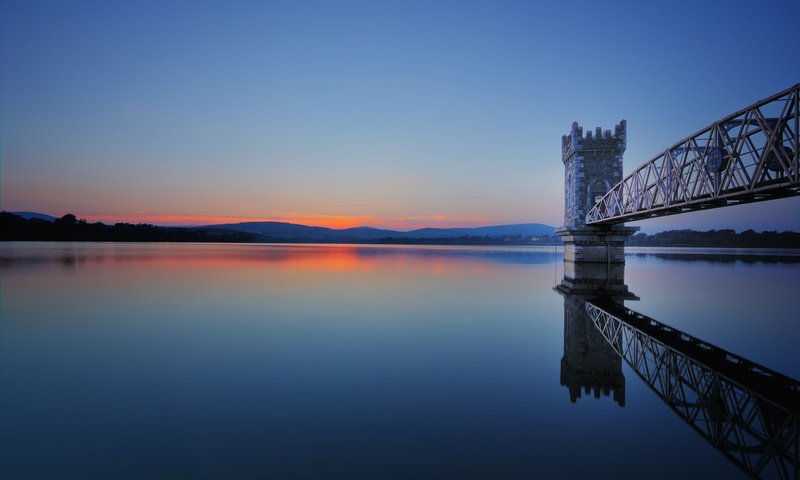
[10,211,57,222]
[199,221,401,241]
[202,221,338,239]
[200,221,556,241]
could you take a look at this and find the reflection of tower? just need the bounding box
[560,293,625,406]
[555,260,635,407]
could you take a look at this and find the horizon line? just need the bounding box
[4,210,554,232]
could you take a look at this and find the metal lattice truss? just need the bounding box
[586,301,799,480]
[587,84,800,224]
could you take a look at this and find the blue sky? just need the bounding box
[1,0,798,232]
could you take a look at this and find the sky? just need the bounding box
[1,0,798,232]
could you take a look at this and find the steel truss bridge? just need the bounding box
[585,300,799,480]
[587,84,799,224]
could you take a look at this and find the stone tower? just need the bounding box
[557,120,637,281]
[561,120,626,228]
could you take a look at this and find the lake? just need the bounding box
[1,242,798,479]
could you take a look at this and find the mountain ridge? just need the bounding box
[3,211,556,240]
[9,211,57,222]
[200,220,556,240]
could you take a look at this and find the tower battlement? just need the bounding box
[562,120,626,162]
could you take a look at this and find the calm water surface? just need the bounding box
[1,242,798,479]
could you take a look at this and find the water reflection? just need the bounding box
[559,291,626,406]
[629,252,800,264]
[587,301,800,480]
[1,242,797,479]
[555,261,636,407]
[2,242,567,479]
[0,243,560,269]
[556,261,800,480]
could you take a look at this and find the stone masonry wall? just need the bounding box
[562,120,626,228]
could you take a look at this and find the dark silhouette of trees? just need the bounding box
[54,213,77,226]
[627,229,800,248]
[0,212,255,243]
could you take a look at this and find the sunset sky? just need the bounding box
[1,0,798,232]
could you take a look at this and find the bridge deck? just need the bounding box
[587,84,799,225]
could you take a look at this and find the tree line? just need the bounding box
[0,212,255,242]
[626,229,800,248]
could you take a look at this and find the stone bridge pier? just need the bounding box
[557,120,637,284]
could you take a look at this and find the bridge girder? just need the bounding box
[587,84,800,225]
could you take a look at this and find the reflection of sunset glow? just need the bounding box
[8,244,506,280]
[278,246,369,272]
[135,245,460,275]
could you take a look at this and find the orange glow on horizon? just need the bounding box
[75,211,504,231]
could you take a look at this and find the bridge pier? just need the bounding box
[556,226,638,285]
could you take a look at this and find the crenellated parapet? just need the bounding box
[561,120,626,152]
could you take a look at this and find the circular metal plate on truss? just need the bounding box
[705,147,728,173]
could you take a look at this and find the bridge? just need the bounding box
[586,83,799,225]
[557,83,799,279]
[555,86,800,479]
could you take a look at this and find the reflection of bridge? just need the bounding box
[556,270,800,479]
[587,84,799,225]
[585,300,799,480]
